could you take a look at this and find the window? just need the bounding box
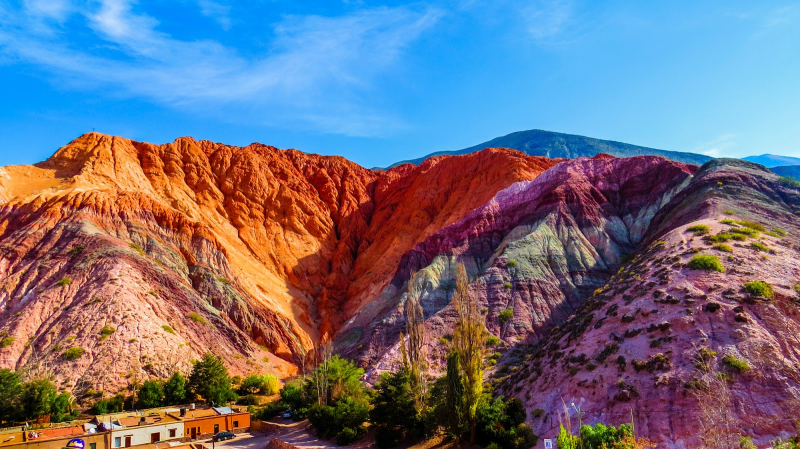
[169,428,176,438]
[114,437,121,448]
[151,433,161,443]
[233,421,239,428]
[90,444,96,449]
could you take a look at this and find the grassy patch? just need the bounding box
[719,219,737,225]
[730,234,748,241]
[99,325,116,340]
[723,210,735,215]
[707,233,733,243]
[730,227,759,237]
[0,337,15,348]
[56,277,73,287]
[735,220,766,232]
[750,242,775,254]
[721,354,751,374]
[771,228,787,237]
[742,281,774,299]
[129,242,145,255]
[713,244,732,253]
[499,308,514,325]
[506,260,517,267]
[486,335,500,346]
[162,325,176,335]
[188,312,207,325]
[62,346,84,361]
[687,255,725,272]
[687,224,711,235]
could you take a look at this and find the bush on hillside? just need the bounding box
[687,255,724,272]
[742,281,774,299]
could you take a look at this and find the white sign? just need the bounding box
[544,439,553,449]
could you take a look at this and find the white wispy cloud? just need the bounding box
[196,0,231,30]
[691,134,737,158]
[522,0,572,42]
[0,0,442,136]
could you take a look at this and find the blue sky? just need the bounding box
[0,0,798,168]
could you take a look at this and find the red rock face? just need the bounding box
[0,133,559,394]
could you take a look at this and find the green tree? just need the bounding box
[189,353,237,405]
[163,372,187,405]
[50,393,75,423]
[239,374,279,395]
[444,351,466,439]
[307,355,366,405]
[371,368,419,448]
[137,380,164,409]
[280,382,307,411]
[0,369,22,425]
[308,396,369,444]
[20,378,57,421]
[556,424,581,449]
[452,262,486,443]
[580,423,632,449]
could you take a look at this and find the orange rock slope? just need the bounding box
[0,133,559,392]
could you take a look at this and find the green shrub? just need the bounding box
[687,224,711,235]
[735,220,766,232]
[507,260,517,267]
[771,228,787,237]
[795,284,800,295]
[723,210,735,215]
[730,227,758,237]
[162,325,176,335]
[188,313,207,325]
[721,354,750,374]
[719,219,736,225]
[713,244,732,253]
[687,255,724,272]
[730,234,748,241]
[0,337,14,348]
[99,325,116,340]
[486,335,500,346]
[56,278,73,287]
[707,233,732,243]
[439,336,449,345]
[742,281,774,299]
[779,176,800,189]
[750,242,775,254]
[503,282,513,289]
[129,242,145,255]
[237,394,261,406]
[499,308,514,325]
[694,347,718,372]
[68,245,85,256]
[62,346,84,361]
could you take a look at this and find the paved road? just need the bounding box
[203,433,273,449]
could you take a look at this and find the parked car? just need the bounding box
[213,432,236,442]
[282,410,293,419]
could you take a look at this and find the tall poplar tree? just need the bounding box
[451,262,486,444]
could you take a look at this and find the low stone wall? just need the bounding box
[265,438,299,449]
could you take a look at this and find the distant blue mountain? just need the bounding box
[772,165,800,178]
[743,154,800,168]
[385,129,712,168]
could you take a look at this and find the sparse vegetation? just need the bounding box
[486,335,500,346]
[707,233,733,243]
[779,176,800,189]
[56,277,72,287]
[771,228,787,237]
[694,347,718,372]
[129,242,145,255]
[0,337,14,349]
[742,281,774,299]
[503,282,512,289]
[62,346,84,361]
[687,224,711,235]
[734,220,766,232]
[750,242,775,254]
[506,260,517,267]
[719,219,736,225]
[98,325,116,340]
[730,227,758,237]
[162,325,176,335]
[687,255,725,272]
[713,244,732,253]
[68,245,85,256]
[723,210,735,215]
[499,308,514,325]
[188,312,207,325]
[721,354,750,374]
[216,276,230,284]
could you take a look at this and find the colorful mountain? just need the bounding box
[2,133,800,446]
[386,129,712,168]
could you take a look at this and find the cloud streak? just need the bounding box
[0,0,442,136]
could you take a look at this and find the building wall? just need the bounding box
[183,413,250,440]
[110,423,183,448]
[0,432,110,449]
